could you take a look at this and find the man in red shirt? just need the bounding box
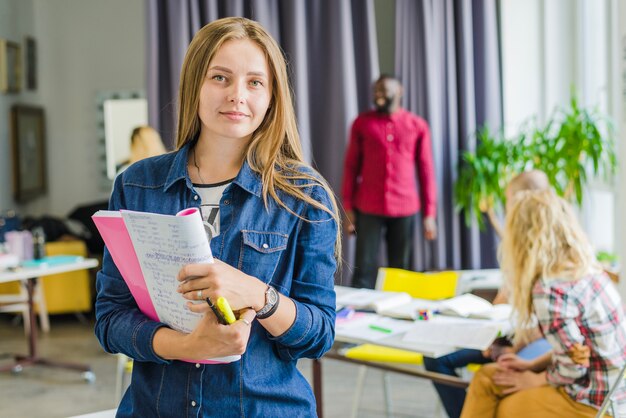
[342,75,437,289]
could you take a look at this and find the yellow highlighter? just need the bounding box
[215,296,236,325]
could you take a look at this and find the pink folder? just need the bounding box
[92,214,159,321]
[92,209,237,364]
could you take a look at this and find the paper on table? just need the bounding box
[120,208,213,334]
[402,318,502,350]
[335,288,412,312]
[470,304,513,321]
[377,298,442,320]
[335,313,415,342]
[438,293,495,318]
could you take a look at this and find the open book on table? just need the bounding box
[335,286,439,320]
[92,208,239,364]
[402,316,509,351]
[335,286,512,321]
[437,293,512,321]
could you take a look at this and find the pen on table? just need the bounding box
[368,324,393,333]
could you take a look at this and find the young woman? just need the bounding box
[461,190,626,417]
[95,17,340,417]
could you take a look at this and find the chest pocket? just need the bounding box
[238,230,288,283]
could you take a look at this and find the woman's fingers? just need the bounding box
[237,308,256,325]
[177,262,216,283]
[186,300,211,314]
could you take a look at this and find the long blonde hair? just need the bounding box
[174,17,341,260]
[500,190,598,343]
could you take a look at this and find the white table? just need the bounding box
[312,283,512,417]
[0,258,99,379]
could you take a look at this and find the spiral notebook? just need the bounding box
[92,207,239,364]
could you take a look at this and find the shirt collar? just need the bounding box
[164,140,262,198]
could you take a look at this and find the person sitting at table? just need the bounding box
[423,170,553,418]
[460,190,626,418]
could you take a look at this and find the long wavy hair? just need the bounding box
[175,17,341,260]
[500,190,599,343]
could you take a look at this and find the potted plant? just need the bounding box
[455,95,617,230]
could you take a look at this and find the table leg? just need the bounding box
[313,358,323,418]
[0,277,93,380]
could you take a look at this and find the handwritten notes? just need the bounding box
[121,209,213,334]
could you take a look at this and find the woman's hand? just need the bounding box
[492,369,547,395]
[182,308,257,360]
[568,343,590,367]
[497,353,533,371]
[176,259,267,313]
[153,308,257,361]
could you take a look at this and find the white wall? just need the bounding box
[615,0,626,297]
[0,0,145,217]
[501,0,616,264]
[0,0,39,213]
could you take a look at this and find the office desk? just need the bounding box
[0,258,99,380]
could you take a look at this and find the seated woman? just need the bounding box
[461,190,626,418]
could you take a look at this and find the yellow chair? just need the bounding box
[41,240,92,315]
[348,268,459,418]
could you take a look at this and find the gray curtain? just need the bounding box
[146,0,379,283]
[395,0,502,270]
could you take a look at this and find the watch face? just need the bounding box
[267,286,278,304]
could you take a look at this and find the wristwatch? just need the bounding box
[256,285,279,319]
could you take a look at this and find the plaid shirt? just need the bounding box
[533,271,626,409]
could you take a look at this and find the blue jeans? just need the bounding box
[423,349,490,418]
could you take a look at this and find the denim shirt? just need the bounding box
[95,141,337,417]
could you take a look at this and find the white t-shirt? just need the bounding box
[193,178,233,241]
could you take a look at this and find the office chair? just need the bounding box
[346,268,459,418]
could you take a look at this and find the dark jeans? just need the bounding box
[351,211,415,289]
[423,349,490,418]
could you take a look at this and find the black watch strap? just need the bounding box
[256,285,279,319]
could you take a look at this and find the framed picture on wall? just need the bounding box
[25,37,36,90]
[0,39,21,93]
[11,105,47,202]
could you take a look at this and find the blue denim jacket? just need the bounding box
[95,141,337,417]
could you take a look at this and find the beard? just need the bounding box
[375,96,393,113]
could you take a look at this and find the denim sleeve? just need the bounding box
[93,174,170,364]
[268,186,338,360]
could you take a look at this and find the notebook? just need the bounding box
[92,207,239,364]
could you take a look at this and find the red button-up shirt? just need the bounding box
[341,108,436,218]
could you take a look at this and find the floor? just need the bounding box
[0,314,440,418]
